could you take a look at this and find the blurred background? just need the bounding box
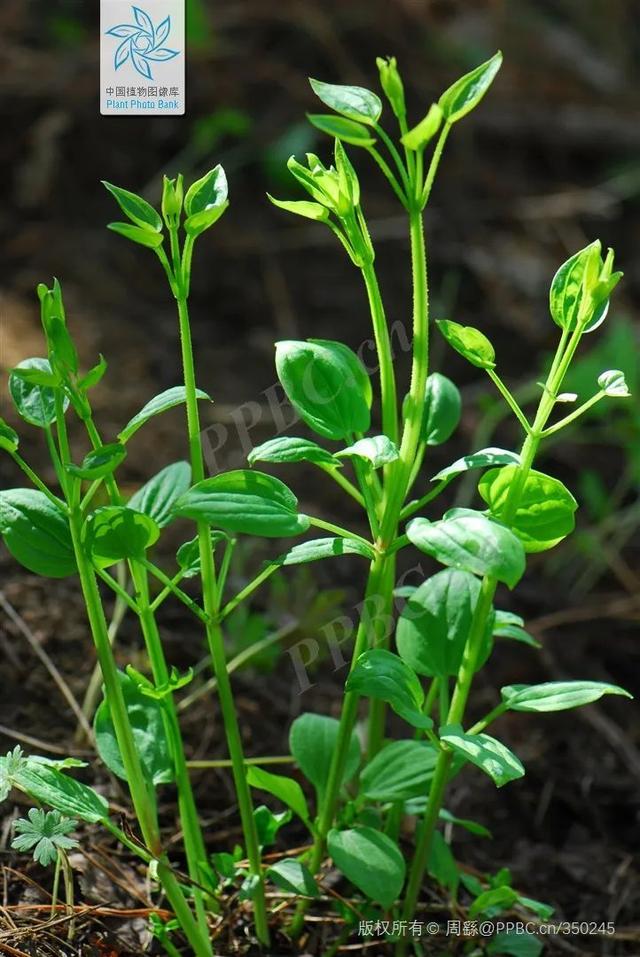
[1,0,639,950]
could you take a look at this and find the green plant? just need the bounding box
[0,49,633,956]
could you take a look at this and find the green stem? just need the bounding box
[366,147,408,208]
[218,561,279,622]
[308,516,373,551]
[172,269,269,946]
[486,369,532,434]
[51,852,62,920]
[130,562,212,944]
[365,555,396,760]
[188,755,294,770]
[373,124,411,195]
[541,390,606,436]
[289,553,389,935]
[398,325,584,943]
[360,260,399,445]
[143,559,208,624]
[399,477,452,522]
[10,452,66,510]
[421,123,451,207]
[68,506,161,854]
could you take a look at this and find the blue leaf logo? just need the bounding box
[105,5,179,80]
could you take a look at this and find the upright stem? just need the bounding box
[173,281,269,946]
[398,324,584,942]
[360,261,398,445]
[130,563,212,943]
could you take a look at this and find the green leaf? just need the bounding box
[289,713,360,804]
[360,740,438,802]
[419,372,461,445]
[439,726,525,787]
[266,859,319,897]
[493,611,540,649]
[267,195,330,222]
[334,138,360,209]
[248,436,339,467]
[11,760,108,823]
[309,78,382,126]
[102,181,162,232]
[432,447,520,482]
[397,569,493,678]
[346,649,433,730]
[470,885,519,918]
[437,320,496,369]
[128,461,191,528]
[376,56,406,120]
[401,104,443,150]
[478,466,578,553]
[94,672,174,787]
[598,369,630,397]
[82,506,160,568]
[549,240,609,333]
[439,808,491,838]
[119,386,211,443]
[174,470,310,538]
[0,490,75,578]
[12,808,78,866]
[276,536,374,566]
[501,680,632,712]
[428,830,459,894]
[78,355,107,392]
[407,510,526,588]
[276,339,372,440]
[107,222,164,248]
[438,51,503,123]
[0,420,19,454]
[488,931,543,957]
[336,435,398,468]
[307,113,376,146]
[246,766,310,826]
[184,204,229,237]
[184,164,228,216]
[328,827,405,908]
[175,530,227,578]
[66,443,127,480]
[9,358,69,428]
[254,805,292,848]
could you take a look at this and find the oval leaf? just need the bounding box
[94,672,174,787]
[0,420,19,453]
[128,461,191,528]
[360,740,438,802]
[401,104,443,150]
[83,506,160,568]
[549,241,608,333]
[184,165,228,216]
[9,358,69,429]
[248,436,338,467]
[246,766,310,826]
[119,386,211,443]
[438,51,503,123]
[309,79,382,125]
[174,470,309,538]
[0,490,76,578]
[420,372,461,445]
[66,443,126,480]
[478,466,578,553]
[267,859,318,897]
[437,320,495,369]
[346,649,433,730]
[397,569,493,678]
[307,113,376,146]
[440,726,524,788]
[336,435,399,468]
[407,510,525,588]
[275,339,372,440]
[432,447,521,482]
[328,826,405,908]
[289,712,360,803]
[598,369,630,397]
[276,536,374,566]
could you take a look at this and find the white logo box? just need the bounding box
[100,1,185,115]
